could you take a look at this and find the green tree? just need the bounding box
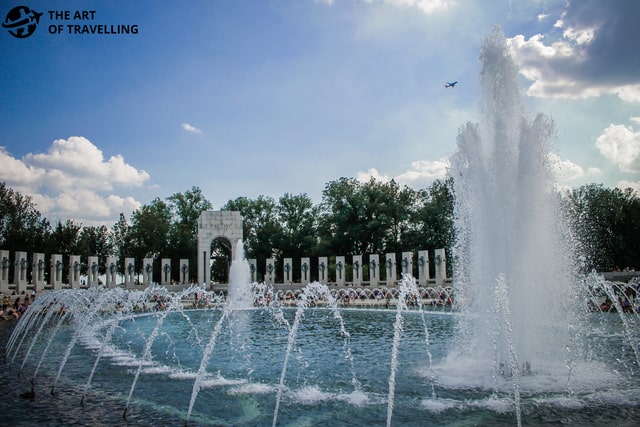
[111,213,132,265]
[167,186,213,242]
[0,182,51,256]
[275,193,318,280]
[568,184,640,272]
[46,219,82,282]
[47,220,82,256]
[77,225,114,274]
[129,198,172,276]
[374,179,418,254]
[275,193,317,255]
[317,177,367,255]
[222,196,281,280]
[405,178,455,276]
[318,177,419,257]
[166,187,212,281]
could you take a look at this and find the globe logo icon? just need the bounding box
[2,6,43,38]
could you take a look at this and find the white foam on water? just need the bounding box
[421,397,461,413]
[228,382,275,395]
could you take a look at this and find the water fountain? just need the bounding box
[442,26,640,425]
[2,27,639,426]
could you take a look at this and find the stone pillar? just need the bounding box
[125,257,136,286]
[161,258,172,286]
[143,258,154,285]
[434,248,447,287]
[318,257,328,284]
[0,250,10,292]
[14,251,28,294]
[335,256,345,286]
[106,256,118,288]
[249,259,257,283]
[87,256,99,287]
[33,253,46,292]
[180,259,189,284]
[300,257,310,285]
[417,250,430,286]
[51,254,64,290]
[0,251,10,294]
[369,254,380,287]
[283,258,293,284]
[352,255,363,286]
[265,258,275,285]
[69,255,81,288]
[385,253,396,285]
[401,252,413,277]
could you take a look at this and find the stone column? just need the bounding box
[51,254,64,290]
[352,255,363,286]
[69,255,81,288]
[33,253,46,292]
[385,253,396,285]
[283,258,293,284]
[369,254,380,287]
[335,256,345,286]
[401,252,413,278]
[87,256,99,287]
[300,257,310,285]
[14,251,28,294]
[125,257,136,286]
[0,250,10,292]
[318,257,328,284]
[417,250,430,286]
[161,258,172,286]
[180,259,189,284]
[249,259,257,283]
[434,248,447,287]
[143,258,154,285]
[265,258,275,285]
[106,256,118,288]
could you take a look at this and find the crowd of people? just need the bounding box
[0,290,36,320]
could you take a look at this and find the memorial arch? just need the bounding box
[197,211,243,284]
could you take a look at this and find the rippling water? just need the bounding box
[3,307,640,426]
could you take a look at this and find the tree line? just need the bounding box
[0,179,638,284]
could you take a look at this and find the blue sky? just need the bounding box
[1,0,639,226]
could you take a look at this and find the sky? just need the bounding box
[1,0,639,227]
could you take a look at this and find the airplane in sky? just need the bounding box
[445,81,458,88]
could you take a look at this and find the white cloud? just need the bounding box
[357,158,449,188]
[395,159,449,187]
[616,180,640,194]
[383,0,454,14]
[356,168,391,183]
[615,85,640,103]
[182,122,203,134]
[316,0,453,14]
[0,137,149,225]
[547,152,601,183]
[562,25,596,46]
[506,1,640,101]
[24,136,149,190]
[0,146,45,192]
[595,124,640,173]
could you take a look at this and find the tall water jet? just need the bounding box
[228,240,252,309]
[446,27,579,389]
